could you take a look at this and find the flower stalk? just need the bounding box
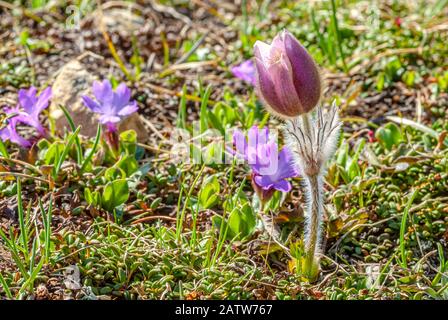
[302,172,323,280]
[285,104,341,281]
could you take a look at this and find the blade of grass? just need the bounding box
[98,21,133,81]
[53,126,81,178]
[176,85,187,129]
[176,164,206,242]
[28,236,37,276]
[21,256,44,294]
[0,227,29,279]
[200,85,213,134]
[80,123,101,173]
[330,0,348,72]
[59,104,83,164]
[160,31,170,67]
[39,197,52,263]
[310,8,328,58]
[210,178,247,267]
[0,272,13,299]
[16,178,29,261]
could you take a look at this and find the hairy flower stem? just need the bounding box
[300,112,322,280]
[303,173,323,280]
[284,103,341,281]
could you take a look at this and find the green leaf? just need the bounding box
[376,72,386,91]
[119,129,137,155]
[0,139,9,159]
[402,70,416,87]
[386,116,446,146]
[199,176,220,209]
[227,203,256,240]
[102,179,130,212]
[43,141,64,165]
[375,123,403,150]
[84,188,101,206]
[116,154,139,177]
[104,167,126,181]
[207,110,225,135]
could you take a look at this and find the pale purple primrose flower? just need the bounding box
[82,80,138,129]
[0,106,32,148]
[233,126,299,200]
[231,60,256,85]
[16,86,52,135]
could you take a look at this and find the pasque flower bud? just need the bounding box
[254,30,321,118]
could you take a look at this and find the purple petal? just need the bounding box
[249,125,269,145]
[247,126,274,169]
[271,32,285,51]
[254,41,271,65]
[117,101,138,117]
[14,113,34,126]
[253,174,273,190]
[252,142,279,176]
[82,95,103,113]
[273,179,291,192]
[276,147,300,179]
[283,30,321,113]
[92,80,113,105]
[0,118,31,148]
[267,53,303,117]
[113,83,132,109]
[0,128,9,141]
[232,129,248,159]
[34,87,52,115]
[18,87,37,114]
[11,131,32,148]
[247,126,264,165]
[254,58,283,115]
[99,114,121,124]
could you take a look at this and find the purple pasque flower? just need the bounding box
[254,29,321,118]
[231,60,256,85]
[0,106,32,148]
[233,125,299,196]
[82,80,138,129]
[16,86,52,136]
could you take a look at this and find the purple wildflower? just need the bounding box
[231,60,256,85]
[233,126,299,197]
[254,30,322,118]
[16,86,52,136]
[0,106,32,148]
[82,80,138,129]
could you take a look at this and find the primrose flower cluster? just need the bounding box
[0,80,138,148]
[0,87,51,148]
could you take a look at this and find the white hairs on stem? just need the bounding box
[282,101,341,279]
